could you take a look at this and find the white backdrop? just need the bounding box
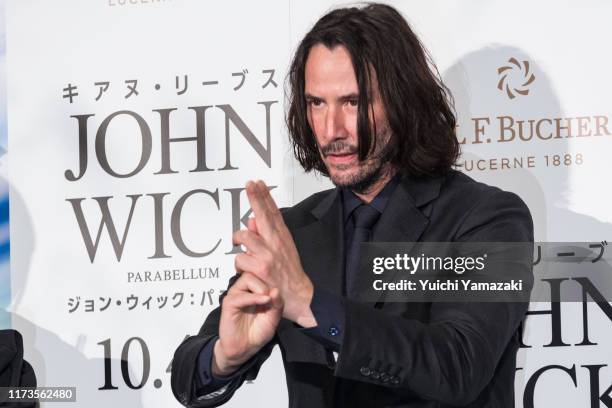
[6,0,612,407]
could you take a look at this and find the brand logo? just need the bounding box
[497,57,536,99]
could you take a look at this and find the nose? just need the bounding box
[324,105,347,142]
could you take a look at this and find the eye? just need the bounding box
[307,98,323,107]
[347,98,358,107]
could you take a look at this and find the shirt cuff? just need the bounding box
[196,336,237,390]
[298,287,345,351]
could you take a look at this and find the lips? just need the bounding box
[326,153,357,165]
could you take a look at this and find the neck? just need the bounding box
[352,165,397,204]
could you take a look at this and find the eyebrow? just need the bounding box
[304,92,359,102]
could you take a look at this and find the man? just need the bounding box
[171,4,533,407]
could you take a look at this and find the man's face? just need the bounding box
[304,44,392,191]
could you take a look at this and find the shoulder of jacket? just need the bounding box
[280,187,336,227]
[437,170,528,214]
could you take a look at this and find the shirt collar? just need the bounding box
[341,172,401,223]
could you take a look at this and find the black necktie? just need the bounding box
[345,204,381,299]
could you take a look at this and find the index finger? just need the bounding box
[255,180,282,218]
[245,180,276,239]
[253,180,284,232]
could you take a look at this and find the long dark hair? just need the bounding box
[286,3,459,178]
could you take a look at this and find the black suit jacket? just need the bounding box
[0,330,37,407]
[171,170,534,407]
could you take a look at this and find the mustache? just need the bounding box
[320,140,358,156]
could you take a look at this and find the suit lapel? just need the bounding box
[371,175,444,304]
[373,184,426,243]
[373,174,442,243]
[297,190,345,297]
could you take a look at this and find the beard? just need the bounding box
[321,126,395,194]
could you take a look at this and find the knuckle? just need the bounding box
[258,265,269,278]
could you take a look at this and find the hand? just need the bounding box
[213,272,283,377]
[233,180,316,328]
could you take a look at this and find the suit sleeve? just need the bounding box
[170,274,276,408]
[333,190,534,406]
